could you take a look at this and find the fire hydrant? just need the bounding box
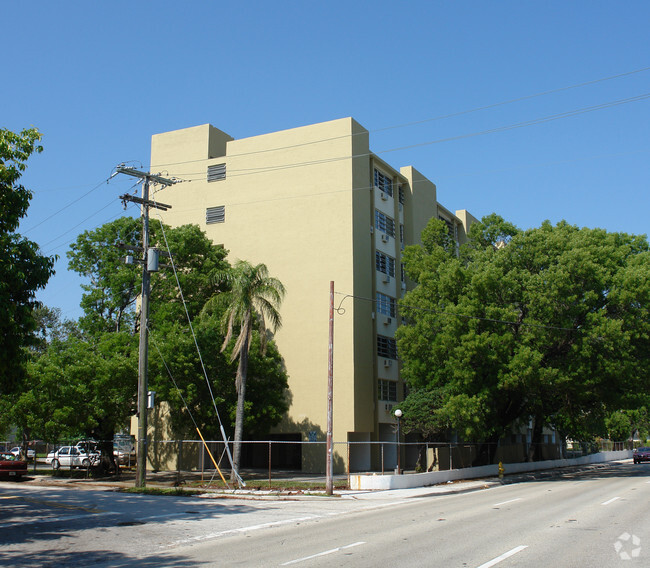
[498,461,505,480]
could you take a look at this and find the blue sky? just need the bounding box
[5,1,649,320]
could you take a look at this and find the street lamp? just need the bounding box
[394,408,403,475]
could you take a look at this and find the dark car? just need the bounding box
[0,452,28,479]
[633,447,650,464]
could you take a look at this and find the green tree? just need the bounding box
[209,261,285,483]
[67,216,142,334]
[15,219,229,462]
[22,219,289,472]
[17,330,137,444]
[397,215,650,461]
[67,218,231,333]
[0,128,55,401]
[605,408,649,442]
[146,311,288,442]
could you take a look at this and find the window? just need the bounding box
[378,379,397,402]
[375,210,395,237]
[376,292,396,317]
[377,334,397,359]
[207,163,226,182]
[400,224,404,249]
[374,168,393,196]
[206,205,225,224]
[398,185,405,205]
[375,251,395,277]
[400,262,406,282]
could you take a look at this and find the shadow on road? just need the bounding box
[0,547,209,568]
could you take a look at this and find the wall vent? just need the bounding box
[206,205,225,224]
[207,163,226,182]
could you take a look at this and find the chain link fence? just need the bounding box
[2,437,640,485]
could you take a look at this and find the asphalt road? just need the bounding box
[1,461,648,567]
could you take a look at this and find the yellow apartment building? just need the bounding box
[149,118,477,472]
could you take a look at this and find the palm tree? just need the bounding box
[215,261,285,483]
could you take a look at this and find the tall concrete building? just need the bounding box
[150,118,477,472]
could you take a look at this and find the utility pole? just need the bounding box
[116,166,175,488]
[326,281,334,495]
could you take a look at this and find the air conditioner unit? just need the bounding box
[401,281,406,290]
[383,317,392,325]
[383,359,392,368]
[381,233,389,243]
[380,192,388,201]
[383,274,391,284]
[370,226,374,234]
[371,311,375,320]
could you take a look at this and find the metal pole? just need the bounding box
[397,416,402,475]
[136,177,150,488]
[326,281,334,495]
[268,441,272,490]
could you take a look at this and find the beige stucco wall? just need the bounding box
[152,119,371,470]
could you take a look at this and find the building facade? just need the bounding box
[150,118,477,472]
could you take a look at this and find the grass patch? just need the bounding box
[120,487,205,496]
[183,478,349,492]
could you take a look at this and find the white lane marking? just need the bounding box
[493,498,522,507]
[167,515,318,546]
[166,499,415,548]
[281,541,366,566]
[477,545,528,568]
[602,496,621,505]
[139,512,188,521]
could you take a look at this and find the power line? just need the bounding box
[167,91,650,183]
[371,65,650,135]
[335,291,578,332]
[379,92,650,156]
[24,70,650,245]
[25,72,650,237]
[147,65,650,171]
[41,204,139,256]
[23,177,113,235]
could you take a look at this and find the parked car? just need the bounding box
[75,439,135,466]
[0,452,28,479]
[45,446,100,469]
[633,447,650,464]
[114,448,137,466]
[75,439,98,453]
[9,447,35,460]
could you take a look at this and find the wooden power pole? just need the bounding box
[116,166,175,488]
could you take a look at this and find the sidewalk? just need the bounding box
[19,468,497,499]
[16,460,627,500]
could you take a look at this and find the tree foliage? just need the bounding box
[18,218,289,451]
[0,128,55,398]
[397,215,650,455]
[18,328,137,442]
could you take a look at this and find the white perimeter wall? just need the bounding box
[350,451,633,490]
